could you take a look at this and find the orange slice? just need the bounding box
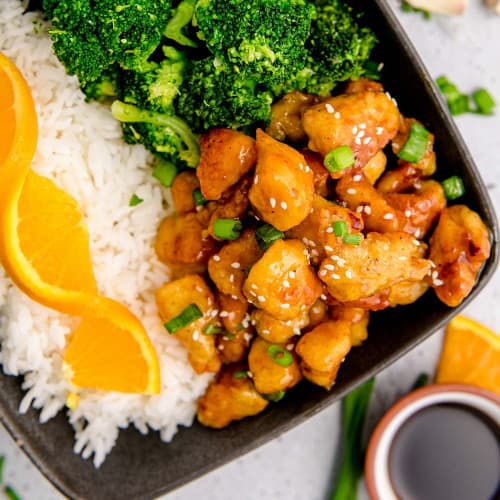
[436,315,500,394]
[0,52,160,394]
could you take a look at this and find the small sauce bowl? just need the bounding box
[365,384,500,500]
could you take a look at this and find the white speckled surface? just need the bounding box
[0,1,499,499]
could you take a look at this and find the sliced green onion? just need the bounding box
[363,61,382,81]
[267,345,293,367]
[343,233,362,246]
[213,218,242,240]
[436,76,462,102]
[255,224,285,251]
[222,333,235,341]
[192,188,207,206]
[0,456,4,484]
[448,94,471,116]
[233,370,249,380]
[442,176,465,200]
[411,373,429,391]
[153,160,178,188]
[333,220,348,238]
[397,123,429,163]
[324,146,355,173]
[203,324,223,335]
[164,304,202,334]
[129,194,143,207]
[472,88,496,115]
[4,486,21,500]
[265,390,286,402]
[401,1,431,18]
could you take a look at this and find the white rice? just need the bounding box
[0,0,212,467]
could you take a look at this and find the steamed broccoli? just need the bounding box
[178,57,274,131]
[46,0,172,86]
[165,0,198,48]
[297,0,377,96]
[194,0,315,87]
[111,100,199,168]
[81,66,119,102]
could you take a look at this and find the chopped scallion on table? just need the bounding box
[343,233,362,246]
[442,176,465,200]
[4,486,21,500]
[213,218,242,240]
[324,146,355,173]
[129,194,143,207]
[401,1,431,19]
[255,224,285,251]
[267,345,293,367]
[192,188,207,206]
[153,160,178,188]
[333,220,348,238]
[472,88,496,115]
[397,122,429,163]
[164,304,203,334]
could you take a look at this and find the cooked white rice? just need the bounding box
[0,0,212,467]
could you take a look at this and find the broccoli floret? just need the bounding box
[81,66,119,102]
[111,100,200,168]
[41,0,60,18]
[47,0,173,86]
[194,0,315,87]
[177,57,274,131]
[165,0,198,48]
[297,0,377,96]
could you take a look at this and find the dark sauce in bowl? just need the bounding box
[389,403,500,500]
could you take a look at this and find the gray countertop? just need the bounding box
[1,1,499,498]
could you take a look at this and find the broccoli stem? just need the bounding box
[331,378,375,500]
[111,100,200,168]
[165,0,197,48]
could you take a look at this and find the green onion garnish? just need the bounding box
[203,324,223,335]
[401,1,431,19]
[164,304,202,334]
[213,218,242,240]
[267,345,293,367]
[411,373,429,391]
[343,233,362,246]
[233,370,248,380]
[265,390,286,402]
[333,220,348,238]
[397,123,429,163]
[448,94,471,116]
[192,188,207,206]
[129,194,143,207]
[436,76,463,103]
[222,333,235,341]
[4,486,21,500]
[255,224,285,251]
[363,60,382,81]
[153,160,178,188]
[442,176,465,200]
[324,146,355,173]
[0,456,4,484]
[472,88,496,115]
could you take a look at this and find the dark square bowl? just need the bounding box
[0,1,498,498]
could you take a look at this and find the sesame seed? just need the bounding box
[324,264,335,271]
[413,239,421,246]
[229,274,235,283]
[304,165,311,173]
[218,344,224,351]
[377,62,384,71]
[331,273,341,280]
[320,294,327,300]
[345,270,353,279]
[244,332,253,343]
[383,213,394,220]
[399,256,408,261]
[220,311,229,317]
[254,175,259,184]
[325,103,335,113]
[210,309,219,317]
[319,269,327,277]
[353,174,362,182]
[359,123,366,129]
[363,137,372,145]
[193,331,200,341]
[356,205,364,213]
[432,271,439,280]
[405,209,412,217]
[414,229,422,238]
[326,226,334,233]
[357,130,366,139]
[281,303,291,309]
[352,126,358,135]
[247,371,253,378]
[376,127,384,136]
[433,279,444,287]
[283,280,290,288]
[324,245,334,252]
[213,255,221,262]
[334,112,341,119]
[312,306,322,315]
[289,271,296,279]
[231,295,238,300]
[429,260,436,268]
[311,249,319,257]
[355,137,361,145]
[281,201,288,210]
[286,343,294,351]
[299,163,304,171]
[231,262,241,269]
[257,295,266,303]
[270,197,276,208]
[195,285,203,293]
[293,327,301,336]
[364,205,372,215]
[251,283,258,290]
[347,188,357,195]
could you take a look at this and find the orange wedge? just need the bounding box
[0,52,160,394]
[436,315,500,394]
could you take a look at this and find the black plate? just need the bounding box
[0,1,498,498]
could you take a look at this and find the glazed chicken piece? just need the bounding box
[155,212,217,278]
[197,365,268,429]
[197,128,257,201]
[248,337,302,395]
[308,299,329,329]
[208,176,252,240]
[266,91,319,143]
[243,239,323,321]
[376,164,424,194]
[249,129,314,231]
[208,229,263,301]
[429,205,491,307]
[296,321,352,390]
[251,309,309,344]
[318,232,431,303]
[388,280,429,307]
[171,171,199,214]
[156,275,221,374]
[287,194,363,265]
[344,77,384,95]
[392,117,436,176]
[301,149,331,198]
[362,150,387,185]
[216,293,253,364]
[302,91,399,168]
[330,306,370,346]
